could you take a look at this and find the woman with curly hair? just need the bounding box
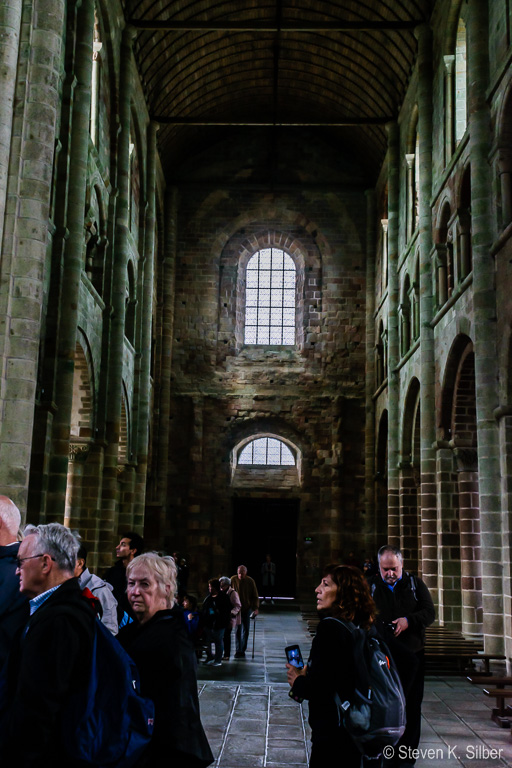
[286,564,377,768]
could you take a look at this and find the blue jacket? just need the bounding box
[0,543,29,671]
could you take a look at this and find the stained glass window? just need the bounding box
[238,437,296,466]
[244,248,296,345]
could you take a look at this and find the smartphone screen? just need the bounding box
[285,644,304,669]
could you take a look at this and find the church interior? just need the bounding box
[1,0,512,659]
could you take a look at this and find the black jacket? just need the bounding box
[0,577,96,768]
[0,543,29,671]
[369,571,435,653]
[291,617,357,742]
[104,559,135,622]
[201,590,232,631]
[118,605,214,768]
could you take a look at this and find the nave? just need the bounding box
[197,608,512,768]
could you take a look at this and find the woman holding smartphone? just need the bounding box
[286,564,377,768]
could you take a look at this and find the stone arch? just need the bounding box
[118,382,130,467]
[401,378,421,572]
[495,79,512,229]
[84,182,107,297]
[399,272,411,357]
[125,258,136,347]
[231,432,302,489]
[434,198,453,307]
[65,333,95,529]
[440,334,482,636]
[70,339,94,440]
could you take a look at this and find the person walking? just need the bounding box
[231,565,259,658]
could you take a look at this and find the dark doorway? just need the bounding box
[232,497,299,598]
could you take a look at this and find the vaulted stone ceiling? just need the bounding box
[125,0,433,179]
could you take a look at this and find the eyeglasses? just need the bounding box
[16,553,55,568]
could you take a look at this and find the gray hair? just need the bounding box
[126,551,177,607]
[23,522,79,572]
[0,496,21,538]
[377,545,403,563]
[219,576,231,587]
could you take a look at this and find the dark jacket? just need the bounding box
[0,542,29,671]
[369,571,435,654]
[201,590,232,631]
[118,604,214,768]
[290,616,363,765]
[0,577,96,768]
[104,559,135,622]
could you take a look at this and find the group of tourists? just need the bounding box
[182,564,260,664]
[0,491,434,768]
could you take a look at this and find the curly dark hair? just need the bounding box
[319,564,376,629]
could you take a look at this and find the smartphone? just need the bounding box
[285,644,305,669]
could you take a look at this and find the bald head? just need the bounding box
[0,496,21,545]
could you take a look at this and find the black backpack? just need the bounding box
[326,617,406,759]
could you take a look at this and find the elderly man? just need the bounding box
[0,496,29,670]
[369,545,435,768]
[231,564,259,658]
[0,522,96,767]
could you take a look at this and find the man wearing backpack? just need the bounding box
[369,545,435,767]
[0,522,96,767]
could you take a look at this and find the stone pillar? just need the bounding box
[134,121,158,529]
[415,24,437,594]
[364,189,377,550]
[47,0,95,519]
[453,445,482,636]
[386,122,400,542]
[405,153,415,242]
[436,442,462,628]
[101,26,137,546]
[467,0,503,652]
[156,187,178,525]
[0,0,22,251]
[0,0,67,512]
[443,55,455,165]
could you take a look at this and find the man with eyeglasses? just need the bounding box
[0,496,29,670]
[0,522,96,767]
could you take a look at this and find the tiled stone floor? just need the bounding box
[196,606,512,767]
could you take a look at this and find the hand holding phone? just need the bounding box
[285,644,304,669]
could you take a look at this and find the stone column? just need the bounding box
[0,0,22,251]
[415,24,437,595]
[467,0,503,652]
[101,26,137,543]
[156,186,178,524]
[386,122,400,542]
[46,0,95,519]
[134,121,158,529]
[0,0,67,512]
[364,189,377,550]
[443,55,455,165]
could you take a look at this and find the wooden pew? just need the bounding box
[483,688,512,728]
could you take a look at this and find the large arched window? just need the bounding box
[238,437,295,466]
[244,248,296,345]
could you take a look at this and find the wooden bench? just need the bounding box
[483,688,512,727]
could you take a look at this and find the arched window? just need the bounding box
[125,260,136,345]
[405,121,419,242]
[238,437,295,466]
[244,248,296,345]
[455,16,467,146]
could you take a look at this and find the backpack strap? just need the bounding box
[406,572,418,601]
